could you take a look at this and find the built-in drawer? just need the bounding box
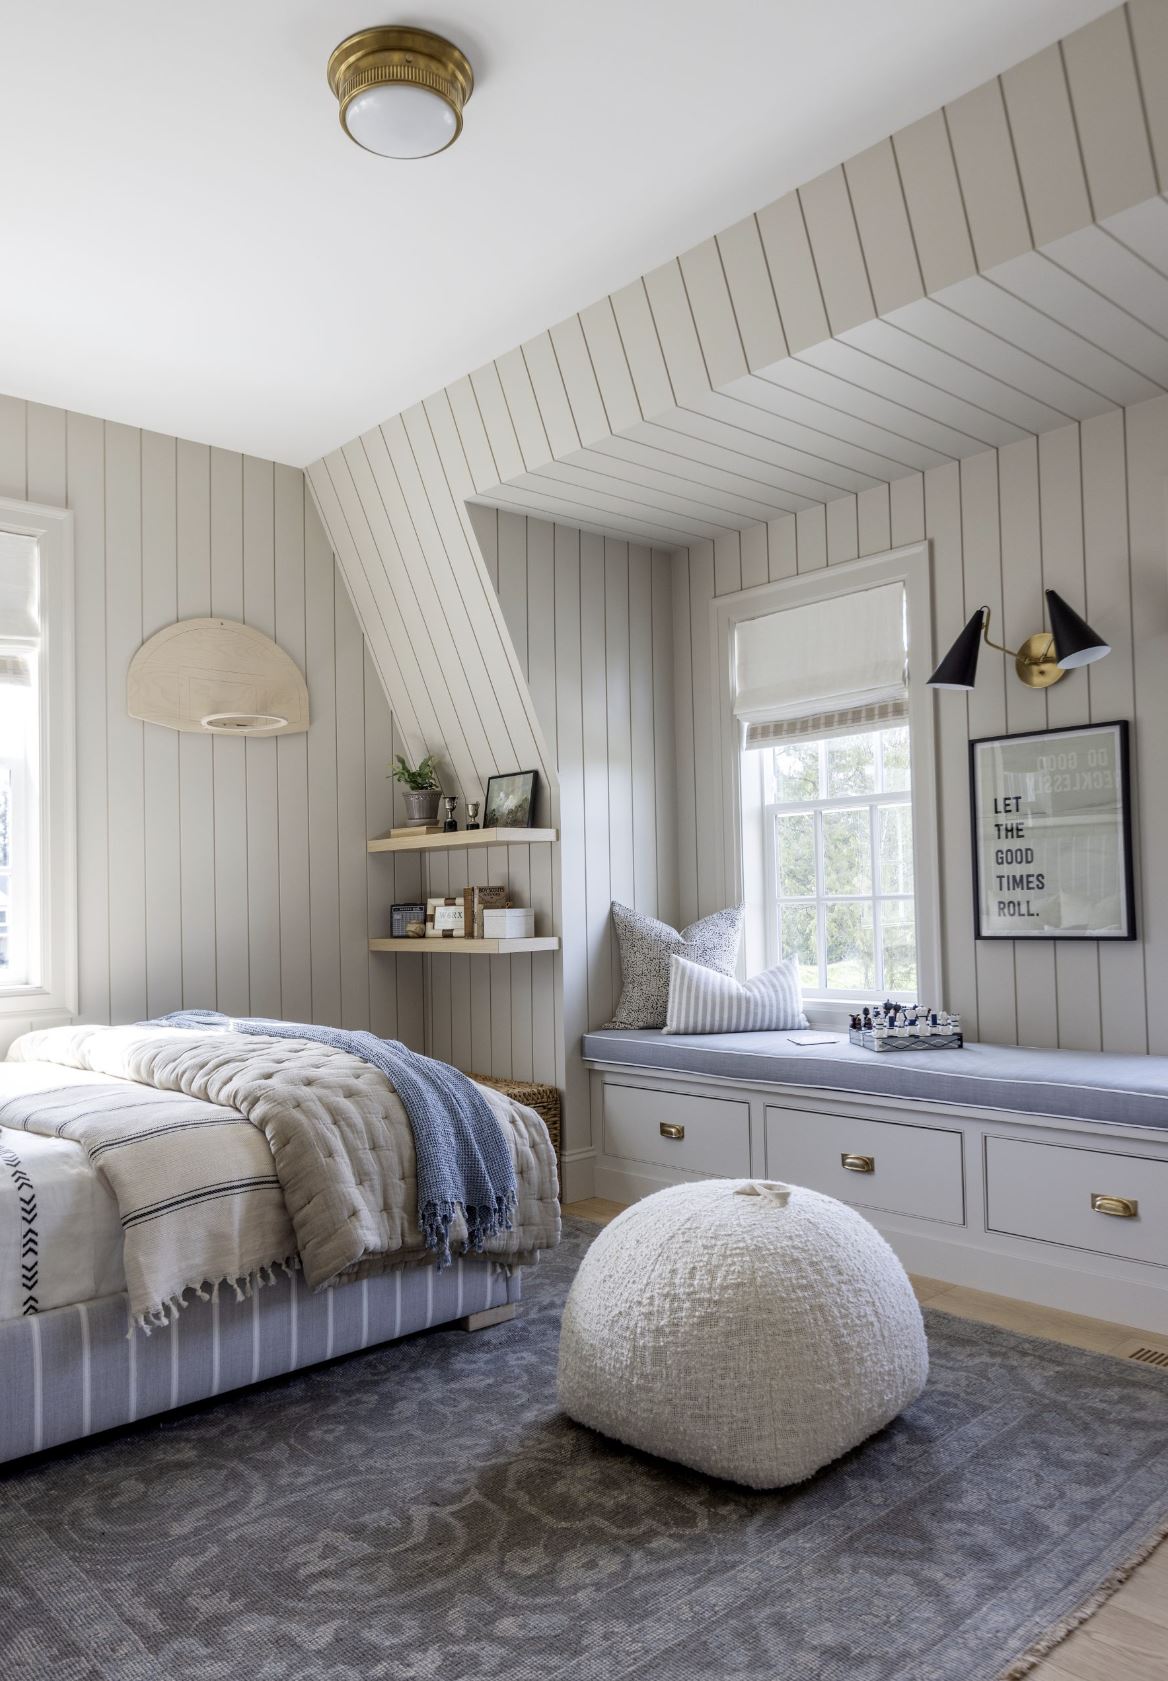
[765,1106,965,1226]
[985,1136,1168,1269]
[603,1083,751,1178]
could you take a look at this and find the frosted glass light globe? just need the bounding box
[344,83,458,159]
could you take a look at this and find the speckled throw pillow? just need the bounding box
[605,902,744,1029]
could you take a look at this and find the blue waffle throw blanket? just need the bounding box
[150,1012,516,1268]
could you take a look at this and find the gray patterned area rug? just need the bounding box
[2,1218,1168,1681]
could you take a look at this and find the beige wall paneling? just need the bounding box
[858,485,892,556]
[767,512,797,581]
[1038,425,1102,1053]
[1061,5,1158,223]
[688,541,722,917]
[998,436,1058,1049]
[713,530,742,597]
[945,78,1032,273]
[960,449,1018,1044]
[494,346,552,475]
[209,448,251,1016]
[797,166,875,337]
[274,466,313,1025]
[610,280,674,423]
[335,573,371,1030]
[1129,0,1168,191]
[580,531,613,1027]
[844,140,924,318]
[755,192,831,355]
[678,238,749,393]
[140,431,181,1019]
[66,412,111,1022]
[740,522,768,589]
[892,109,977,295]
[605,540,635,1013]
[795,504,828,573]
[1125,394,1168,1053]
[469,362,525,485]
[671,547,699,928]
[825,495,859,565]
[1001,44,1092,249]
[1080,408,1145,1054]
[242,455,281,1021]
[579,299,642,439]
[554,522,590,1155]
[632,548,661,918]
[549,316,611,450]
[519,333,580,463]
[991,258,1168,400]
[304,484,342,1028]
[715,217,787,374]
[642,260,712,412]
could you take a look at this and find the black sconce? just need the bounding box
[927,589,1110,692]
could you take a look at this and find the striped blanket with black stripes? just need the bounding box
[0,1070,296,1330]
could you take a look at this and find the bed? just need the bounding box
[0,1022,560,1464]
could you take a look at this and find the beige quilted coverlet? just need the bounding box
[10,1024,560,1289]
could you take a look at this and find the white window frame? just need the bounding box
[0,497,76,1024]
[711,543,941,1030]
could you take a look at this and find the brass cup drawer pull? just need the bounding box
[1091,1192,1139,1219]
[659,1122,685,1141]
[841,1153,875,1174]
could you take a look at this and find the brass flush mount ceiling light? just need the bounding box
[327,26,474,158]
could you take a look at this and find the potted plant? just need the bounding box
[391,754,443,826]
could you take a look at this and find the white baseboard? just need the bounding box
[560,1148,596,1204]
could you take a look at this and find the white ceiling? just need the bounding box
[0,0,1120,467]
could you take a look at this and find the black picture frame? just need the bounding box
[483,769,538,829]
[968,720,1135,941]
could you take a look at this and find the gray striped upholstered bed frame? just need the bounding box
[0,1257,519,1464]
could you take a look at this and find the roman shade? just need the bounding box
[0,531,39,646]
[734,582,907,748]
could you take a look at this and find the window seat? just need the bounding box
[581,1029,1168,1133]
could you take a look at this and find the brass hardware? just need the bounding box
[327,27,474,154]
[659,1122,685,1141]
[976,608,1065,689]
[841,1153,875,1174]
[1091,1192,1138,1219]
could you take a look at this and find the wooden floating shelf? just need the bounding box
[369,936,560,955]
[368,827,557,855]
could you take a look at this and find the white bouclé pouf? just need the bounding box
[557,1179,928,1488]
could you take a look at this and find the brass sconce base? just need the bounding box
[1015,633,1065,689]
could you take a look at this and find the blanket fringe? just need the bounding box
[421,1191,516,1270]
[128,1252,301,1337]
[995,1512,1168,1681]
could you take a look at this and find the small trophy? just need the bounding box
[466,800,481,831]
[443,795,459,833]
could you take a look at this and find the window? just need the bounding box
[0,501,75,1022]
[764,724,916,1000]
[715,544,940,1024]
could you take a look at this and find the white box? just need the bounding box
[482,907,535,939]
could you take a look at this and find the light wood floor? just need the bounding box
[563,1198,1168,1680]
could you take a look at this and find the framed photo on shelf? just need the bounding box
[483,769,538,829]
[969,720,1135,941]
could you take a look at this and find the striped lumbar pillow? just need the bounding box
[664,954,808,1035]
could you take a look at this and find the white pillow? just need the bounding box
[664,954,808,1035]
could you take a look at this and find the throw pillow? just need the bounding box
[664,954,808,1034]
[605,902,743,1030]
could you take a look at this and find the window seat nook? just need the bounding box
[580,1031,1168,1334]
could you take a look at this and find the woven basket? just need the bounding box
[470,1073,561,1163]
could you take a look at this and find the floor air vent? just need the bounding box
[1123,1343,1168,1369]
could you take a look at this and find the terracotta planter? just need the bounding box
[403,789,441,826]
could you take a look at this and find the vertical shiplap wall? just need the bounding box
[447,506,679,1171]
[0,392,422,1049]
[675,398,1168,1055]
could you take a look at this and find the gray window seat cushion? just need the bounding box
[580,1030,1168,1132]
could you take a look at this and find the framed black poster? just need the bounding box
[969,721,1135,941]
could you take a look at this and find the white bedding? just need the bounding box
[0,1062,127,1320]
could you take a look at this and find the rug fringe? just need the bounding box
[996,1513,1168,1681]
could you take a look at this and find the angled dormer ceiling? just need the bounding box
[307,2,1168,796]
[0,0,1118,465]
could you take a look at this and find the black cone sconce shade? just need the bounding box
[927,608,986,690]
[927,590,1110,691]
[1043,588,1110,669]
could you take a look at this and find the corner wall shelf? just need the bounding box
[368,827,557,855]
[369,936,560,955]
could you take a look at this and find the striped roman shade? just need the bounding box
[664,955,808,1035]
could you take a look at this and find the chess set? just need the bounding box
[848,1001,963,1053]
